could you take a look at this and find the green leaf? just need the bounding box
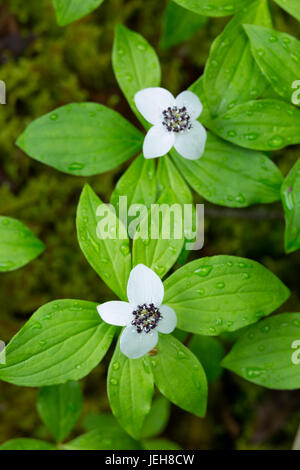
[244,25,300,107]
[222,313,300,389]
[189,75,213,126]
[161,1,207,49]
[203,0,271,117]
[132,189,185,279]
[142,438,181,450]
[64,428,141,450]
[0,300,115,387]
[281,158,300,253]
[113,25,161,125]
[107,340,154,440]
[140,396,171,439]
[172,0,251,17]
[16,103,142,176]
[164,255,290,335]
[0,438,55,450]
[53,0,104,26]
[157,156,192,204]
[211,99,300,151]
[77,184,131,300]
[170,133,283,208]
[273,0,300,22]
[83,412,118,432]
[189,335,224,382]
[151,335,207,417]
[0,216,44,272]
[110,154,157,227]
[37,382,83,442]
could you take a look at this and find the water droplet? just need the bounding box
[32,322,42,330]
[241,272,250,280]
[196,288,205,295]
[261,325,270,333]
[110,378,118,385]
[216,282,225,289]
[177,351,185,359]
[194,265,212,277]
[112,361,120,371]
[246,367,263,378]
[68,162,85,171]
[119,243,129,256]
[50,113,58,121]
[268,136,284,148]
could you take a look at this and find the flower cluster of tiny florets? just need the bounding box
[162,106,192,133]
[131,303,162,333]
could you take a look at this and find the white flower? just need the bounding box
[134,87,207,160]
[97,264,177,359]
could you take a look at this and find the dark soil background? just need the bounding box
[0,0,299,449]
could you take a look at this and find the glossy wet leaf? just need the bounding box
[164,256,290,335]
[0,216,44,272]
[273,0,300,22]
[110,154,157,227]
[172,0,251,17]
[37,382,83,442]
[0,438,55,450]
[222,313,300,389]
[245,25,300,106]
[64,428,141,450]
[203,1,272,117]
[157,157,192,204]
[140,396,170,439]
[171,133,283,208]
[161,1,207,49]
[113,24,161,125]
[107,341,154,440]
[143,438,181,450]
[150,334,207,417]
[77,184,131,300]
[189,335,224,382]
[132,189,185,279]
[212,99,300,151]
[281,158,300,253]
[0,300,115,387]
[17,103,143,176]
[52,0,104,26]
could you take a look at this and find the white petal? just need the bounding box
[120,326,158,359]
[97,301,132,326]
[134,87,175,125]
[175,90,203,120]
[174,121,207,160]
[143,125,174,159]
[157,305,177,334]
[127,264,164,308]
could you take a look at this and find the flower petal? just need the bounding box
[174,121,207,160]
[120,326,158,359]
[175,90,203,120]
[127,264,164,308]
[157,305,177,334]
[134,87,175,125]
[97,301,132,326]
[143,125,174,159]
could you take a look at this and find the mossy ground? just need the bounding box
[0,0,299,449]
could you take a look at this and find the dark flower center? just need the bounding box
[162,106,192,133]
[131,303,162,334]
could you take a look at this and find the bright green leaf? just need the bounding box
[132,189,185,278]
[164,255,290,335]
[281,157,300,253]
[161,1,207,49]
[107,340,154,440]
[171,133,283,207]
[0,216,44,272]
[113,25,161,125]
[212,99,300,151]
[157,156,192,204]
[77,184,131,300]
[151,334,207,417]
[53,0,104,26]
[245,25,300,106]
[142,438,181,450]
[16,103,143,176]
[172,0,251,17]
[110,154,157,227]
[64,428,141,450]
[0,300,115,387]
[273,0,300,22]
[203,0,271,117]
[189,335,224,382]
[37,382,83,442]
[222,313,300,389]
[140,396,171,439]
[0,438,55,450]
